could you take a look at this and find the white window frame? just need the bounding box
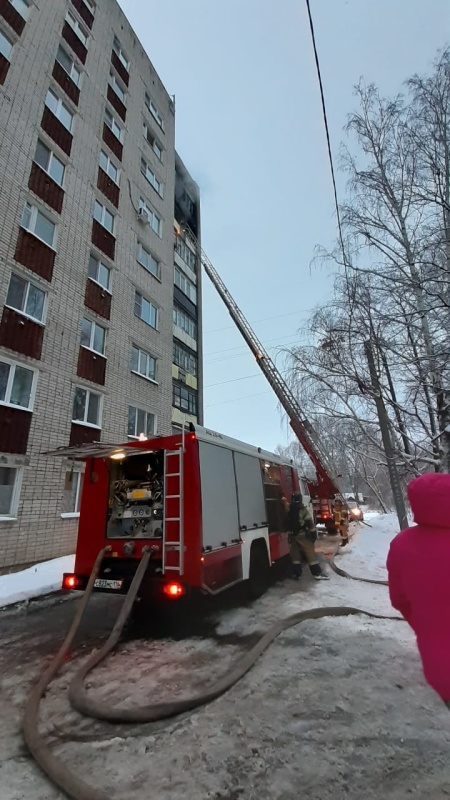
[65,10,88,46]
[140,157,164,197]
[88,253,111,292]
[131,344,157,383]
[0,357,38,412]
[34,139,65,187]
[139,197,162,237]
[137,242,160,279]
[72,386,103,428]
[82,0,95,13]
[56,45,82,87]
[113,35,129,70]
[109,71,126,104]
[173,306,197,339]
[80,317,106,356]
[21,202,57,249]
[134,291,158,330]
[174,266,197,303]
[93,200,115,234]
[5,272,48,325]
[61,468,84,519]
[144,92,165,132]
[0,466,23,521]
[45,89,74,132]
[9,0,30,20]
[99,150,119,184]
[143,123,163,161]
[127,405,156,440]
[104,107,123,142]
[0,28,13,61]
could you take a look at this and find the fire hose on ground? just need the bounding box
[23,546,401,800]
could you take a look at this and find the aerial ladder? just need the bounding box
[179,225,347,530]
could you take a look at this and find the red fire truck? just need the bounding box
[56,425,301,605]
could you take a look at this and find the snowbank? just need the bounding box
[336,512,400,581]
[0,554,74,608]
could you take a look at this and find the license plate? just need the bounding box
[94,578,123,590]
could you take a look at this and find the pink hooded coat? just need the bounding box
[386,473,450,701]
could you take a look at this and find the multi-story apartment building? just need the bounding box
[0,0,202,570]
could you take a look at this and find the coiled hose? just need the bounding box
[23,549,400,800]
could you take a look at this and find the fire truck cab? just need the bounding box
[60,424,301,605]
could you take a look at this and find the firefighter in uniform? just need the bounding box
[333,498,349,547]
[287,493,329,581]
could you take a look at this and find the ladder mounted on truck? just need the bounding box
[179,225,345,503]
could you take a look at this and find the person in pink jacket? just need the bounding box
[386,472,450,706]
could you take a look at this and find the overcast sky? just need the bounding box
[118,0,449,453]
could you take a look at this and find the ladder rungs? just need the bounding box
[165,517,180,522]
[165,541,181,547]
[166,472,181,477]
[165,495,181,499]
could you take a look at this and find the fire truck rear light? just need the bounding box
[63,574,79,590]
[163,581,185,598]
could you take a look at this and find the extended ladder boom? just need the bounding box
[182,227,343,496]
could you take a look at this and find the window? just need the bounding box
[0,29,13,61]
[104,107,123,141]
[127,406,156,439]
[65,10,88,46]
[137,242,159,278]
[173,306,197,339]
[143,123,163,161]
[139,198,162,236]
[61,469,83,517]
[109,72,126,103]
[6,274,46,323]
[172,383,197,415]
[83,0,95,13]
[99,150,119,183]
[0,359,36,410]
[173,341,197,377]
[144,92,165,132]
[93,200,114,234]
[88,253,111,291]
[175,236,196,271]
[174,267,197,303]
[0,467,22,518]
[134,292,158,329]
[45,89,73,131]
[21,202,56,248]
[80,317,106,355]
[131,344,157,382]
[56,45,81,87]
[113,36,129,70]
[34,140,65,186]
[140,157,163,197]
[72,386,101,427]
[9,0,29,20]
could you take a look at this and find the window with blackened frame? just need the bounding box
[0,360,35,410]
[172,384,197,415]
[72,386,101,426]
[127,406,155,438]
[62,470,83,515]
[6,274,46,323]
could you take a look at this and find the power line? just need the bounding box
[305,0,346,261]
[204,373,263,389]
[203,307,314,335]
[205,391,273,409]
[204,331,302,361]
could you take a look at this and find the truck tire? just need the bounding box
[248,543,271,599]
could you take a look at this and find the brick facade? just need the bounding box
[0,0,201,569]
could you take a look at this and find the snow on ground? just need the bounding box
[0,554,74,609]
[2,513,450,800]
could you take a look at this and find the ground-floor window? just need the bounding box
[0,467,22,518]
[61,469,84,517]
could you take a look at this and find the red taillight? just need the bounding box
[163,581,185,598]
[63,574,78,590]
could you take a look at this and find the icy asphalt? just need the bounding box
[1,514,450,800]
